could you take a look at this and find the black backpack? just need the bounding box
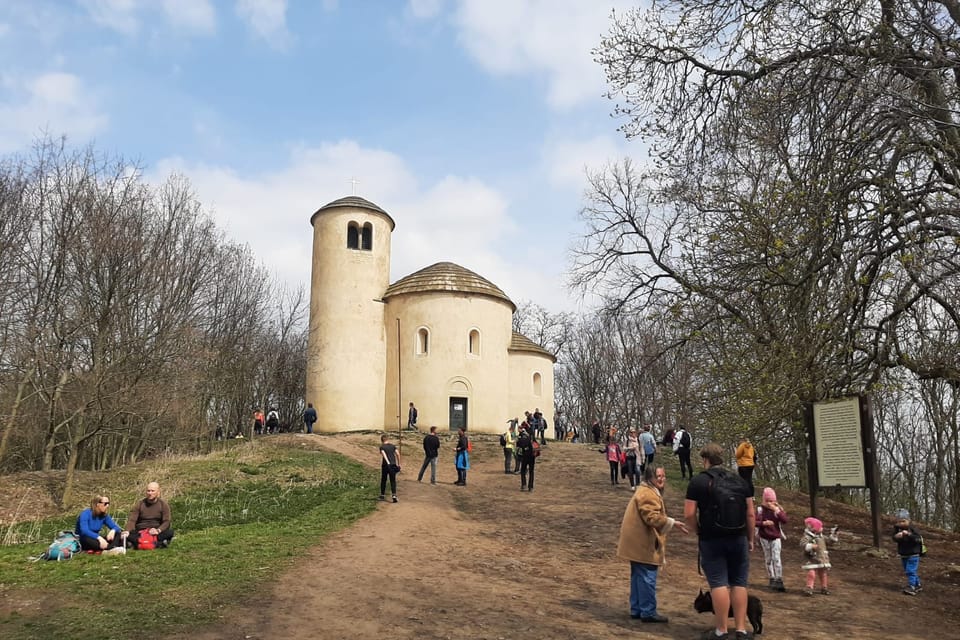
[680,430,691,449]
[702,468,748,534]
[499,433,507,447]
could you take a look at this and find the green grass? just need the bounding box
[0,442,377,640]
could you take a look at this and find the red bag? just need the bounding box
[619,451,627,464]
[466,439,472,453]
[137,529,158,550]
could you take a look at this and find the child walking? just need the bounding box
[892,508,924,595]
[801,516,838,595]
[600,437,623,486]
[757,487,788,591]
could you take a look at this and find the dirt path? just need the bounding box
[182,433,960,640]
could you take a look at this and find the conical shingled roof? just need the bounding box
[509,331,557,362]
[311,196,396,230]
[383,262,516,311]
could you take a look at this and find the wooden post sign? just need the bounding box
[805,395,881,547]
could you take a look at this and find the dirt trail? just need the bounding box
[183,433,960,640]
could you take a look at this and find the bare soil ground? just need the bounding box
[5,433,960,639]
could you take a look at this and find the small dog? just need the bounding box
[693,589,763,635]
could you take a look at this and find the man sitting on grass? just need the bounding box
[125,482,174,549]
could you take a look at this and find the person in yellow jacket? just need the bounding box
[616,466,688,623]
[502,420,518,474]
[735,436,756,496]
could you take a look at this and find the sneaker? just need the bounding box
[914,583,923,592]
[802,587,814,596]
[699,629,728,640]
[903,585,917,596]
[735,632,753,640]
[820,588,831,595]
[378,495,386,501]
[775,579,786,592]
[639,614,668,623]
[392,495,398,503]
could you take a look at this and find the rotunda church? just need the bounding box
[306,196,555,434]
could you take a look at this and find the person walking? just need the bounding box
[624,428,641,490]
[640,424,657,471]
[735,436,756,496]
[407,402,418,430]
[684,443,755,640]
[673,425,693,479]
[516,426,537,492]
[379,434,401,503]
[417,426,441,484]
[601,436,623,486]
[617,466,689,622]
[302,402,318,434]
[892,508,924,595]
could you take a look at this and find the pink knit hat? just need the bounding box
[804,517,823,532]
[762,487,777,502]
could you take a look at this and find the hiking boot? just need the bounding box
[392,495,398,503]
[774,579,786,592]
[903,585,917,596]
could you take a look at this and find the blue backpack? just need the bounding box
[36,531,82,561]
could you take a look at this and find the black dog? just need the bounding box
[693,589,763,635]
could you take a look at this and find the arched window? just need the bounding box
[346,222,359,249]
[532,372,542,396]
[416,327,430,355]
[468,329,480,356]
[361,223,373,250]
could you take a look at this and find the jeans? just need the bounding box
[503,448,514,473]
[417,455,437,483]
[609,460,619,484]
[901,554,920,587]
[630,561,660,617]
[678,450,693,478]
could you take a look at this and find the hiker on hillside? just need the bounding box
[640,424,657,471]
[265,408,280,434]
[125,481,174,550]
[623,428,641,490]
[379,433,401,503]
[417,426,441,484]
[600,435,623,486]
[302,402,318,434]
[253,409,265,435]
[735,436,756,496]
[617,465,688,623]
[454,428,470,486]
[503,420,518,474]
[684,442,755,640]
[757,487,787,591]
[673,425,693,479]
[516,426,537,492]
[76,495,125,553]
[892,508,924,596]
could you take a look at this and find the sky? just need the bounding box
[0,0,642,313]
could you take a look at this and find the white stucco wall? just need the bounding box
[507,351,556,437]
[383,291,514,434]
[306,205,392,432]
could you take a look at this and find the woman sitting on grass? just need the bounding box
[76,495,125,553]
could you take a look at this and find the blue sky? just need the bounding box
[1,0,639,312]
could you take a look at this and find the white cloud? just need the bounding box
[0,72,108,154]
[151,140,570,310]
[451,0,633,110]
[542,134,623,188]
[235,0,291,47]
[81,0,140,35]
[162,0,216,34]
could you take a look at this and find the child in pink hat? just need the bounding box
[756,487,788,591]
[801,516,838,595]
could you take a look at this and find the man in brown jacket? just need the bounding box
[616,466,688,622]
[124,482,174,549]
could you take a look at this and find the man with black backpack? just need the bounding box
[673,425,693,479]
[684,443,755,640]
